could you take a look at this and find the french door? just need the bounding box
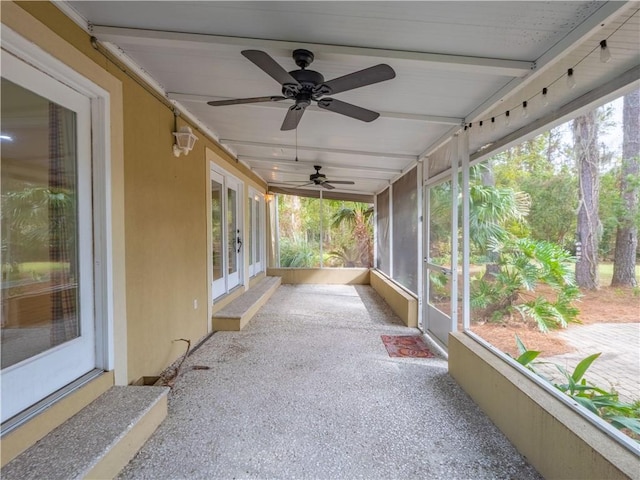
[210,165,243,300]
[1,52,96,422]
[422,176,458,347]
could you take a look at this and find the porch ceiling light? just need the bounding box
[173,125,198,157]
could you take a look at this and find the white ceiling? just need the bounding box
[65,1,640,198]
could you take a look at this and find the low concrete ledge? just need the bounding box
[212,276,281,331]
[369,270,417,327]
[1,386,168,480]
[449,332,638,480]
[267,268,369,285]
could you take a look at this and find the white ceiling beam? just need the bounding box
[252,167,388,183]
[239,155,403,175]
[92,25,533,77]
[220,138,417,161]
[167,92,463,125]
[267,182,378,196]
[238,155,402,174]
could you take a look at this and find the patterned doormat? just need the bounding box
[381,335,435,358]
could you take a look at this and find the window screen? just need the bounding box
[376,188,390,275]
[392,167,418,293]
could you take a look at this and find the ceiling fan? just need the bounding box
[207,49,395,130]
[285,165,355,190]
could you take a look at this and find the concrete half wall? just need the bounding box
[448,332,638,480]
[267,268,369,285]
[369,270,418,327]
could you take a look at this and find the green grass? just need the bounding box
[598,263,640,286]
[20,262,69,273]
[4,262,70,280]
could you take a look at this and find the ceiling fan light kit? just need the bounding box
[207,48,396,131]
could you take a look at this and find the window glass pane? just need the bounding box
[467,93,639,443]
[392,167,418,293]
[1,79,80,368]
[324,200,373,268]
[376,188,390,275]
[277,194,320,268]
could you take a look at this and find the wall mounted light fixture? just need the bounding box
[173,125,198,157]
[172,109,198,157]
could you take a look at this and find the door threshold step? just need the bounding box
[0,386,168,480]
[212,276,281,331]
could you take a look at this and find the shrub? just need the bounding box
[471,238,581,332]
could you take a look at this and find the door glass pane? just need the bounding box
[248,197,253,266]
[255,199,261,264]
[428,180,453,314]
[1,79,80,368]
[227,188,237,275]
[211,179,223,282]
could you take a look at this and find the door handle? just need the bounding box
[236,229,242,253]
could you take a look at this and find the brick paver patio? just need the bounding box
[537,323,640,403]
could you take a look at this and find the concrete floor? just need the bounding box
[118,284,541,480]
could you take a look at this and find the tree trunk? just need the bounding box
[611,89,640,287]
[481,162,501,280]
[573,110,601,290]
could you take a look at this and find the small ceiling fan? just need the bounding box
[207,49,395,130]
[284,165,355,190]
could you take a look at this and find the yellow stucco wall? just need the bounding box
[9,1,267,385]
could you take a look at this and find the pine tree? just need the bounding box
[573,109,602,290]
[611,89,640,287]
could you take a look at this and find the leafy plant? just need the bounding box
[279,238,317,267]
[327,243,364,267]
[512,336,640,440]
[330,203,374,267]
[471,238,581,332]
[513,334,541,373]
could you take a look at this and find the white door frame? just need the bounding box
[1,31,112,425]
[226,175,242,291]
[422,139,459,348]
[248,188,265,277]
[208,162,243,302]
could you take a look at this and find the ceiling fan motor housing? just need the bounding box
[310,165,326,183]
[283,69,327,105]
